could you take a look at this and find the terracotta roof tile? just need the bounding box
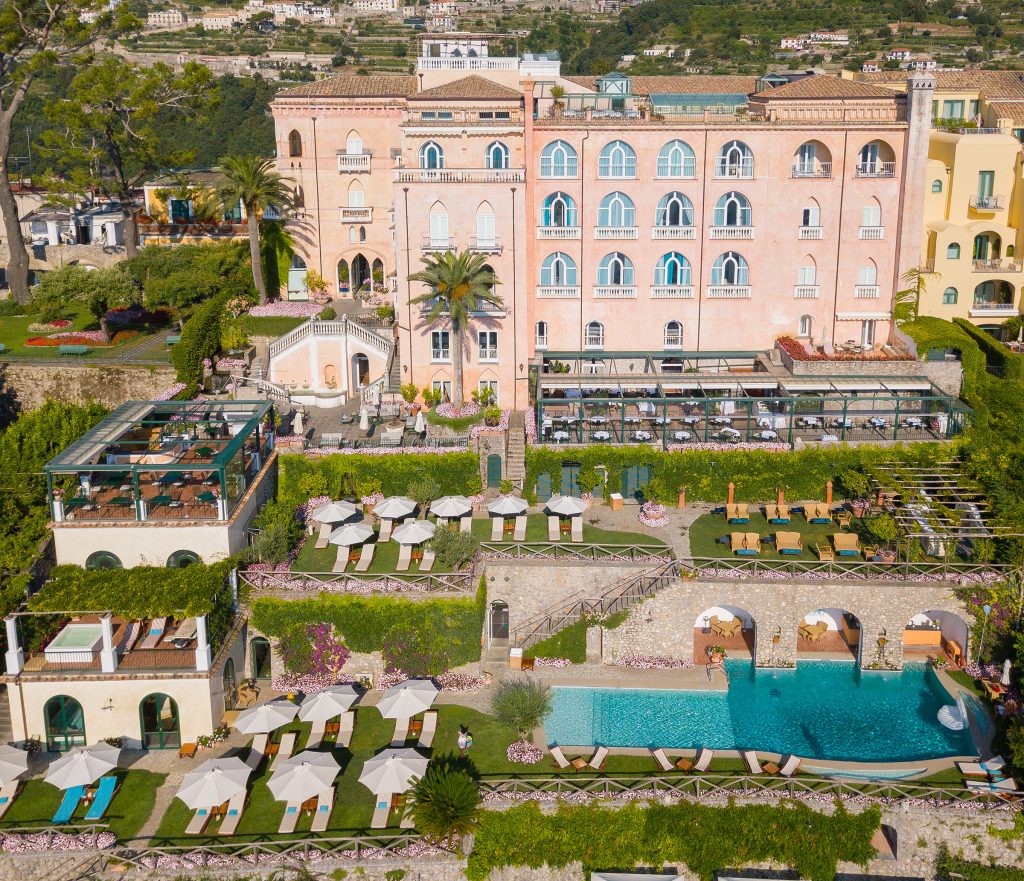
[858,69,1024,96]
[409,75,522,101]
[987,101,1024,125]
[276,76,418,98]
[753,76,900,100]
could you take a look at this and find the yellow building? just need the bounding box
[138,170,252,247]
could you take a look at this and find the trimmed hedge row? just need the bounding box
[953,318,1024,381]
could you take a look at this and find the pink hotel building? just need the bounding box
[270,40,935,410]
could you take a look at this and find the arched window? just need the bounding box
[794,141,831,176]
[44,695,86,751]
[597,252,634,286]
[598,140,636,178]
[485,141,510,169]
[428,201,449,249]
[359,226,366,242]
[857,140,893,174]
[801,200,820,228]
[657,140,695,178]
[858,261,878,285]
[715,140,753,177]
[540,140,578,177]
[862,200,882,228]
[932,179,943,193]
[293,186,304,209]
[540,252,577,286]
[140,693,181,749]
[86,551,122,571]
[347,180,364,208]
[597,192,635,228]
[167,550,200,568]
[476,201,496,248]
[654,252,691,286]
[798,315,814,337]
[664,320,683,349]
[585,321,605,349]
[947,243,961,259]
[288,129,302,157]
[541,192,577,227]
[943,286,958,305]
[713,192,751,227]
[711,251,749,286]
[419,141,444,169]
[797,259,816,286]
[535,321,549,349]
[655,192,693,227]
[346,131,363,155]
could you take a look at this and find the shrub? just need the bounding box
[838,468,870,499]
[400,383,418,404]
[408,758,481,848]
[491,678,552,740]
[244,519,294,565]
[428,527,479,569]
[320,305,337,320]
[173,293,227,389]
[279,622,350,677]
[382,621,453,676]
[426,407,483,432]
[407,475,442,507]
[868,514,898,548]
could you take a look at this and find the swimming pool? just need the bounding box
[545,660,975,762]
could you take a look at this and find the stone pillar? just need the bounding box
[727,482,735,504]
[195,615,212,672]
[52,496,64,522]
[99,613,118,673]
[754,616,796,668]
[4,616,24,675]
[859,621,903,671]
[586,625,603,662]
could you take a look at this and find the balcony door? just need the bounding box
[977,171,994,205]
[429,211,449,248]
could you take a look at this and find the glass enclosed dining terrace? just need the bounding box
[44,400,275,523]
[535,353,970,449]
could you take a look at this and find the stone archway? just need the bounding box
[489,601,509,644]
[797,607,861,662]
[692,605,754,664]
[351,352,370,390]
[903,609,970,667]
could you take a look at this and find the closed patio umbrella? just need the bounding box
[545,495,587,517]
[358,748,428,796]
[45,743,120,790]
[429,495,472,519]
[359,407,369,430]
[0,745,29,787]
[328,522,375,547]
[268,750,340,803]
[176,757,250,809]
[374,496,417,521]
[298,684,361,722]
[487,495,528,517]
[375,678,438,719]
[414,410,426,433]
[1002,659,1012,687]
[311,501,359,525]
[233,698,299,734]
[392,519,436,545]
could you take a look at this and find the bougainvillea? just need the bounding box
[507,740,544,764]
[279,622,351,679]
[248,302,322,318]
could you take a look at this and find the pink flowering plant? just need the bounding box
[507,740,543,764]
[638,500,669,528]
[279,623,351,687]
[248,301,323,318]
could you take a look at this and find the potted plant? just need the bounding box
[707,645,727,663]
[550,85,565,117]
[840,469,870,517]
[869,513,899,563]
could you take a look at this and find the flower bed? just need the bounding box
[0,830,116,853]
[153,383,188,401]
[532,656,572,668]
[25,332,109,347]
[777,336,912,362]
[27,320,72,333]
[638,501,669,528]
[435,671,488,692]
[272,670,355,694]
[507,740,544,764]
[215,357,246,370]
[247,302,322,318]
[470,408,510,439]
[434,401,480,420]
[615,654,694,669]
[104,306,144,325]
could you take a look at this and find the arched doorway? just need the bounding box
[351,353,369,390]
[903,609,969,666]
[797,608,861,661]
[486,453,502,488]
[693,606,754,663]
[140,693,181,749]
[351,254,371,293]
[250,636,272,681]
[371,257,384,287]
[489,601,509,643]
[223,657,238,711]
[44,695,86,751]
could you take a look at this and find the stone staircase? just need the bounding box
[0,688,13,744]
[385,337,401,393]
[505,411,526,488]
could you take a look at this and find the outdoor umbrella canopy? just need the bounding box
[311,501,359,524]
[359,407,369,430]
[44,743,120,790]
[429,495,472,519]
[392,519,436,545]
[267,751,340,803]
[375,496,417,520]
[487,495,529,517]
[0,745,30,786]
[233,698,299,734]
[375,678,439,719]
[358,748,429,796]
[545,495,587,517]
[1003,659,1012,687]
[176,757,251,809]
[414,411,426,433]
[328,523,375,547]
[298,684,361,722]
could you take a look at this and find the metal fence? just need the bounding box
[682,556,1010,584]
[479,542,673,563]
[238,569,477,595]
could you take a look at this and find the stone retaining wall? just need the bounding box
[0,362,177,409]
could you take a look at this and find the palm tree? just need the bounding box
[409,251,502,407]
[894,265,939,324]
[407,762,481,849]
[218,155,295,305]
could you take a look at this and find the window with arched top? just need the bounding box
[798,314,813,338]
[654,252,691,286]
[597,192,635,228]
[346,131,363,155]
[657,140,695,178]
[140,693,181,749]
[347,180,364,208]
[794,140,831,176]
[428,202,449,248]
[476,201,496,248]
[540,140,578,177]
[585,321,605,349]
[419,141,444,169]
[801,200,820,228]
[44,695,86,751]
[541,192,578,227]
[86,551,122,571]
[797,259,816,285]
[655,192,693,227]
[664,320,683,349]
[862,201,882,227]
[947,243,961,259]
[713,192,751,227]
[857,139,894,175]
[943,287,958,305]
[540,252,577,286]
[166,550,200,568]
[715,140,753,178]
[288,129,302,157]
[485,141,510,169]
[597,252,634,286]
[932,179,943,193]
[598,140,637,178]
[711,251,749,286]
[858,261,878,285]
[535,320,549,349]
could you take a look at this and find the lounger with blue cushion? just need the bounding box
[84,775,118,820]
[185,806,210,835]
[52,785,85,824]
[0,782,19,819]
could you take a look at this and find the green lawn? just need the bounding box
[471,513,668,548]
[292,530,455,575]
[0,769,165,840]
[239,316,307,338]
[946,669,984,698]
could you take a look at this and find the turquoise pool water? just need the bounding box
[545,660,975,762]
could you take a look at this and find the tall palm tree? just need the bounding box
[218,155,295,304]
[409,251,502,407]
[407,762,481,850]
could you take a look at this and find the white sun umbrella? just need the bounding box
[298,684,361,722]
[1002,658,1012,687]
[392,519,436,545]
[268,750,340,803]
[0,745,30,786]
[176,757,251,809]
[358,748,429,796]
[487,495,529,517]
[429,495,472,519]
[376,678,439,719]
[311,501,359,525]
[545,495,587,517]
[45,742,120,790]
[375,496,417,521]
[414,410,426,433]
[328,522,375,547]
[233,698,299,735]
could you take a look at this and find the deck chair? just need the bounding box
[727,503,749,523]
[805,621,828,642]
[246,732,269,769]
[371,797,390,828]
[278,802,301,834]
[571,517,583,542]
[776,531,802,554]
[271,731,297,770]
[337,710,355,748]
[390,717,410,747]
[652,748,674,772]
[513,514,527,541]
[809,503,832,523]
[957,756,1006,777]
[332,546,349,573]
[693,748,714,772]
[778,755,802,777]
[588,746,609,770]
[399,801,415,829]
[459,515,472,533]
[117,620,141,654]
[766,504,791,523]
[833,532,861,556]
[418,549,435,572]
[172,617,198,644]
[491,517,504,541]
[378,519,394,542]
[418,710,437,748]
[548,515,560,541]
[550,745,571,769]
[314,522,332,549]
[967,777,1021,796]
[139,616,167,650]
[310,786,333,832]
[744,532,761,555]
[218,791,246,835]
[0,782,18,820]
[743,751,763,774]
[355,543,375,572]
[84,776,118,821]
[816,543,835,562]
[186,806,211,835]
[307,721,326,750]
[396,544,412,571]
[51,785,84,824]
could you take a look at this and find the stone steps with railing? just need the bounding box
[505,410,526,485]
[268,317,394,360]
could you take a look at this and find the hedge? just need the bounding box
[936,847,1024,881]
[466,800,880,881]
[173,292,228,389]
[953,318,1024,381]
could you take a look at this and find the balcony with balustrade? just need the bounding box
[854,161,896,178]
[969,194,1003,212]
[593,286,637,299]
[421,236,454,252]
[469,236,502,254]
[340,207,373,223]
[855,285,881,299]
[396,168,526,184]
[709,226,754,241]
[537,286,581,299]
[652,226,696,240]
[798,226,823,240]
[537,226,581,240]
[707,286,751,299]
[794,286,820,299]
[650,286,694,299]
[595,227,639,240]
[792,162,832,179]
[337,151,372,173]
[858,226,885,240]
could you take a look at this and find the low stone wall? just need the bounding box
[776,343,922,377]
[921,358,965,397]
[0,362,177,409]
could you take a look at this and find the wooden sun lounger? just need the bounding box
[548,515,560,541]
[816,543,835,562]
[337,710,354,748]
[418,549,435,572]
[0,782,19,820]
[246,733,269,769]
[491,518,503,541]
[588,746,609,770]
[396,545,412,571]
[731,532,759,555]
[418,710,437,748]
[271,731,297,770]
[333,546,349,573]
[958,756,1006,777]
[808,503,832,523]
[967,777,1021,797]
[354,543,375,572]
[550,745,570,769]
[279,801,302,834]
[726,503,749,523]
[571,517,583,542]
[459,515,472,533]
[307,721,326,750]
[399,802,415,828]
[743,750,763,774]
[139,616,167,650]
[833,532,861,556]
[514,514,527,541]
[186,806,211,835]
[117,620,141,654]
[314,522,332,549]
[776,531,802,554]
[766,503,791,523]
[693,748,713,772]
[779,755,802,777]
[310,786,334,832]
[218,791,246,835]
[652,748,674,772]
[371,796,391,828]
[390,717,409,747]
[378,519,393,542]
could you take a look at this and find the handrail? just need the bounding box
[268,317,394,359]
[479,541,672,563]
[239,568,476,594]
[682,556,1009,584]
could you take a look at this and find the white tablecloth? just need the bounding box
[592,431,611,441]
[673,431,692,441]
[553,431,569,441]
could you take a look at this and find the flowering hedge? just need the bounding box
[247,301,322,318]
[615,654,693,670]
[638,501,669,528]
[0,830,116,853]
[507,740,544,764]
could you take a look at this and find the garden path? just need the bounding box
[582,500,707,561]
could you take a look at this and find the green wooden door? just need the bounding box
[561,463,581,497]
[486,454,502,488]
[535,472,552,501]
[622,465,653,501]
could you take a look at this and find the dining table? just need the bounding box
[903,417,923,428]
[633,431,653,442]
[552,431,570,442]
[869,417,887,429]
[672,430,692,442]
[623,416,641,424]
[653,416,673,425]
[798,417,822,427]
[682,416,701,425]
[588,416,608,425]
[592,430,611,442]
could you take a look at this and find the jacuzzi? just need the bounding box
[44,623,103,664]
